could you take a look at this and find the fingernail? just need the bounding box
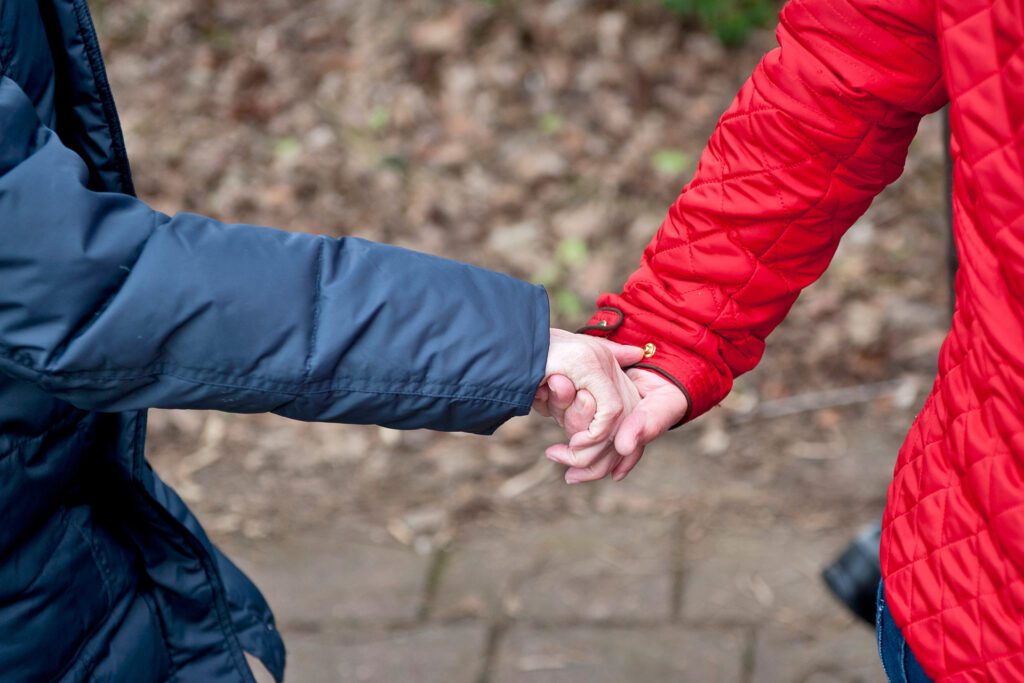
[612,472,625,482]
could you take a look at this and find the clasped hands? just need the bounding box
[533,329,689,484]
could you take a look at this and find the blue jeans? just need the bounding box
[877,581,932,682]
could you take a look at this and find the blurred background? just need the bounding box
[94,0,948,680]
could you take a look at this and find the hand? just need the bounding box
[545,367,689,483]
[534,329,644,446]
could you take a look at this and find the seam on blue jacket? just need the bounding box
[138,591,176,676]
[65,512,116,611]
[0,24,10,79]
[149,369,534,409]
[130,411,145,482]
[303,237,326,380]
[139,485,257,682]
[530,285,546,392]
[71,0,134,195]
[41,510,115,683]
[0,346,533,406]
[198,548,257,682]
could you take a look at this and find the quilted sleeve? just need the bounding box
[0,76,549,435]
[582,0,946,421]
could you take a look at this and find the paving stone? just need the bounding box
[281,624,488,683]
[680,525,848,626]
[435,516,675,622]
[215,521,430,625]
[493,625,744,683]
[751,624,881,683]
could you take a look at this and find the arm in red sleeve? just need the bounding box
[584,0,946,421]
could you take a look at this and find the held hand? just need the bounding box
[545,368,688,483]
[535,329,644,442]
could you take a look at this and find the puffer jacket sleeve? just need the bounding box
[0,76,549,434]
[581,0,946,421]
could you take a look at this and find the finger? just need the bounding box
[544,443,573,466]
[547,375,577,425]
[566,430,618,469]
[613,396,677,456]
[592,338,645,367]
[611,445,645,481]
[576,374,624,445]
[563,389,596,436]
[546,442,616,481]
[547,375,577,406]
[613,408,645,457]
[564,450,620,484]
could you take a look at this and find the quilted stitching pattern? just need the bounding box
[587,0,945,419]
[584,0,1024,678]
[882,1,1024,679]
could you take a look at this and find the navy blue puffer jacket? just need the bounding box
[0,1,549,681]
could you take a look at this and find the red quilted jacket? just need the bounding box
[583,0,1024,679]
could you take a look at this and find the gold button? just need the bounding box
[643,343,656,358]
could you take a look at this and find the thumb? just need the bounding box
[546,374,577,408]
[592,338,645,368]
[563,389,596,436]
[613,394,680,456]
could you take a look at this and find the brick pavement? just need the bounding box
[217,409,898,683]
[231,510,880,682]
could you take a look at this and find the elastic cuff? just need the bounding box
[526,284,553,406]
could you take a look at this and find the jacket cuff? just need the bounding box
[578,307,730,423]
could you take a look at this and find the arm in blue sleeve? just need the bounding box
[0,76,549,434]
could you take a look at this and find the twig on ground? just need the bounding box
[726,375,923,425]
